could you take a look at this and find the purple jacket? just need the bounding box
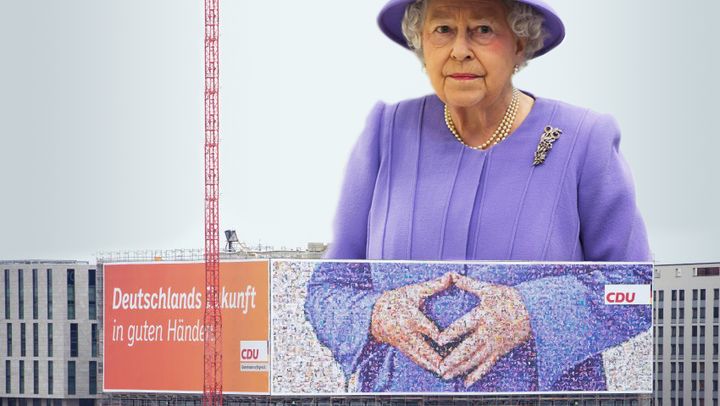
[308,94,651,392]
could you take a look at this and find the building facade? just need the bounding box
[0,261,101,406]
[18,254,719,405]
[654,262,720,406]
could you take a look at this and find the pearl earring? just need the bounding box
[513,65,520,74]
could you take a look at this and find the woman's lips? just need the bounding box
[448,73,482,81]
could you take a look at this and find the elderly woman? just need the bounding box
[305,0,650,393]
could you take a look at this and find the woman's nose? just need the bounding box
[450,32,473,61]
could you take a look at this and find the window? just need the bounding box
[46,269,52,320]
[89,361,97,395]
[47,323,53,357]
[19,360,24,394]
[4,269,10,319]
[5,360,10,394]
[32,323,38,357]
[6,323,11,357]
[698,267,720,276]
[47,361,53,395]
[658,326,664,338]
[18,269,24,319]
[32,269,37,320]
[32,360,38,395]
[66,269,75,320]
[20,323,26,357]
[67,361,75,395]
[70,323,78,357]
[659,290,665,302]
[91,324,98,357]
[88,269,96,320]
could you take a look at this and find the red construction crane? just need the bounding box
[203,0,222,405]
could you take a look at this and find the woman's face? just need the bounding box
[422,0,525,109]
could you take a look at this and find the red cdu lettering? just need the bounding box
[241,349,259,360]
[606,292,636,303]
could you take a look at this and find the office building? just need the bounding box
[0,261,101,406]
[654,262,720,406]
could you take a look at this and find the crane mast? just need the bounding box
[203,0,222,405]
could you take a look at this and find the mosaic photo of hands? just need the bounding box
[270,260,652,394]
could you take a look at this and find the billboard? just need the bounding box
[103,260,269,394]
[270,260,653,396]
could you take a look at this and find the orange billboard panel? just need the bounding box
[103,261,269,394]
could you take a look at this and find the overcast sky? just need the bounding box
[0,0,718,264]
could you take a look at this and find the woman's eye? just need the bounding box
[434,25,451,34]
[475,25,493,34]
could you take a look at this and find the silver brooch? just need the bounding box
[533,126,563,166]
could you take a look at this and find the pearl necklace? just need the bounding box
[444,88,520,150]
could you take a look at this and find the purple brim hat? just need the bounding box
[377,0,565,58]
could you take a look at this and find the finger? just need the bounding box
[446,271,461,283]
[464,355,499,388]
[395,334,442,375]
[436,308,485,346]
[410,311,441,341]
[442,343,492,380]
[412,273,454,298]
[453,275,491,295]
[440,333,484,379]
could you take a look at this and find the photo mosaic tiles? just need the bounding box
[270,260,652,395]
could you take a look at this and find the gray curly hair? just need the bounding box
[401,0,547,68]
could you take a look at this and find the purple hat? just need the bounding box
[377,0,565,58]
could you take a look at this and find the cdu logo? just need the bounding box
[240,341,268,362]
[240,341,269,372]
[604,284,651,305]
